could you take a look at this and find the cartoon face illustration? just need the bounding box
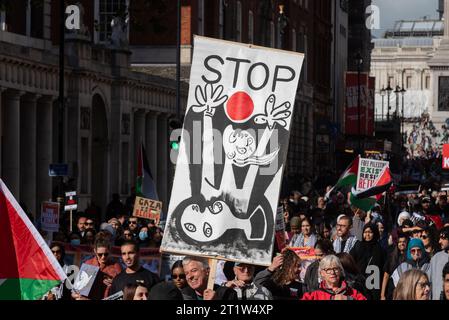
[179,200,267,243]
[180,201,234,242]
[223,126,256,162]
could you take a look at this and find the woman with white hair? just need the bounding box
[301,255,366,300]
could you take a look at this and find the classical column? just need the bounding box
[145,112,158,186]
[2,90,23,198]
[157,114,168,210]
[133,109,146,185]
[36,96,54,213]
[20,93,39,217]
[445,0,449,37]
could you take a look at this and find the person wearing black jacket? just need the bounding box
[349,223,386,300]
[181,257,237,300]
[304,239,335,292]
[381,233,408,300]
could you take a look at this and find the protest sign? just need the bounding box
[41,201,60,233]
[290,246,317,282]
[133,196,162,224]
[275,206,287,251]
[160,36,304,266]
[73,263,99,298]
[356,158,389,191]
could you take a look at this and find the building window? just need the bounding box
[121,142,129,194]
[198,0,204,36]
[248,10,254,44]
[269,21,275,47]
[340,24,346,37]
[0,11,5,31]
[298,28,308,82]
[291,28,296,51]
[98,0,128,43]
[406,76,412,89]
[81,138,89,194]
[236,1,242,42]
[438,77,449,111]
[219,0,224,39]
[425,76,430,89]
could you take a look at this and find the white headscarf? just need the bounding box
[397,211,411,226]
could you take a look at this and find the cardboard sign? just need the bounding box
[161,36,304,266]
[290,247,317,261]
[41,201,60,232]
[356,158,389,191]
[73,263,99,297]
[133,196,162,224]
[275,206,287,251]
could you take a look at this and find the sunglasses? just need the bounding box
[440,235,448,240]
[97,252,109,257]
[129,221,137,224]
[410,249,422,254]
[420,235,428,240]
[51,250,61,254]
[172,274,186,280]
[85,222,94,226]
[124,233,132,236]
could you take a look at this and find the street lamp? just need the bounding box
[400,87,407,148]
[394,85,401,119]
[355,52,363,154]
[380,86,386,120]
[386,82,393,121]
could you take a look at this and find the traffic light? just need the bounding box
[169,117,183,150]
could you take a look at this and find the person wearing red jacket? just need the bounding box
[301,255,366,300]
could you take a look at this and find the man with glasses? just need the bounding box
[74,239,122,299]
[224,263,272,300]
[301,255,366,300]
[128,217,139,238]
[428,226,449,300]
[333,215,358,254]
[110,240,160,295]
[84,218,96,231]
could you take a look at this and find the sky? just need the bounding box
[371,0,440,38]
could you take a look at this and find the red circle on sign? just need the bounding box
[226,91,254,122]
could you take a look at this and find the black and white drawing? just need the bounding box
[161,36,304,265]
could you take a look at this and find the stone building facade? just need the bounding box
[0,1,186,220]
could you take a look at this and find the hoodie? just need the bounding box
[391,238,430,286]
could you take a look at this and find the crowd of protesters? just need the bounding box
[38,178,449,301]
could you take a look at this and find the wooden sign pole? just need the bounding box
[207,258,218,290]
[70,210,73,233]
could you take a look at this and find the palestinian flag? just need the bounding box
[349,166,392,212]
[325,155,360,199]
[136,142,158,200]
[0,179,66,300]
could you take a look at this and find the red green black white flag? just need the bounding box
[0,179,67,300]
[136,142,159,201]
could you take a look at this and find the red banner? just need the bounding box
[345,72,369,136]
[443,144,449,169]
